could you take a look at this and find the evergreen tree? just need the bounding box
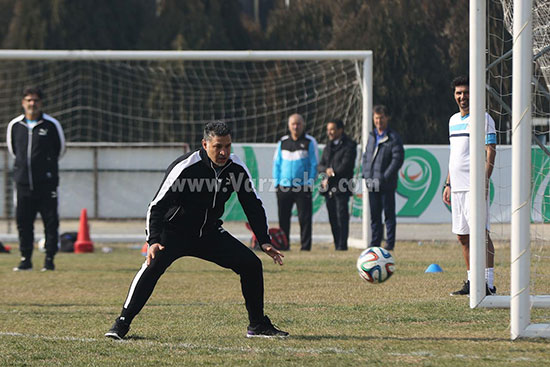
[2,0,52,48]
[138,0,250,50]
[0,0,16,47]
[264,0,467,144]
[0,0,481,144]
[264,0,334,50]
[2,0,151,49]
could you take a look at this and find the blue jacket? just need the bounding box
[362,128,404,190]
[273,133,318,187]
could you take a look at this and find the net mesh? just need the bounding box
[0,59,364,148]
[501,0,550,91]
[489,0,550,325]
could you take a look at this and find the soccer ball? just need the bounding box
[356,247,395,283]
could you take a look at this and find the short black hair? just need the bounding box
[328,119,344,130]
[451,76,469,90]
[22,86,43,100]
[373,105,389,116]
[203,121,232,141]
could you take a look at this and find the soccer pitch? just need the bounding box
[1,241,549,366]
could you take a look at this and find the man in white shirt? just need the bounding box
[442,76,497,296]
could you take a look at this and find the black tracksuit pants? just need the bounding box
[276,186,312,251]
[16,184,59,258]
[325,193,351,250]
[120,227,265,325]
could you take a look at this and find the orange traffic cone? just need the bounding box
[74,208,94,253]
[141,242,149,256]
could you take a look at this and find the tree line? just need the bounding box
[0,0,505,144]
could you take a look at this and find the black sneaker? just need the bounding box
[246,316,289,338]
[450,280,470,296]
[105,317,130,340]
[41,257,55,272]
[486,284,497,296]
[13,257,32,272]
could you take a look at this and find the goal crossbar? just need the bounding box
[0,49,372,61]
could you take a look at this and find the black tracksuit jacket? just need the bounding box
[7,113,66,190]
[317,134,357,196]
[146,148,270,246]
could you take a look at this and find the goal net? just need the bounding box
[0,51,371,225]
[486,0,550,338]
[0,52,366,147]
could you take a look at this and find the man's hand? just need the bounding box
[146,243,165,266]
[261,243,284,265]
[326,167,335,177]
[443,186,451,206]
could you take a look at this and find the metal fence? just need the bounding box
[0,143,190,221]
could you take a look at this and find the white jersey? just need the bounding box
[448,112,496,192]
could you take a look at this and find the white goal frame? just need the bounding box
[0,49,373,246]
[470,0,550,339]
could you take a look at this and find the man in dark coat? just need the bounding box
[362,105,404,251]
[318,119,357,251]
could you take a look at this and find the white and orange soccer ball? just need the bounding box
[356,247,395,284]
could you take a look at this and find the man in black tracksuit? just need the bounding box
[318,119,357,251]
[106,121,288,340]
[7,87,65,272]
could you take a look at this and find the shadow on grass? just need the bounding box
[121,333,524,344]
[291,334,512,342]
[124,335,148,341]
[4,303,105,307]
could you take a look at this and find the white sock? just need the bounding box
[467,270,471,282]
[486,268,494,288]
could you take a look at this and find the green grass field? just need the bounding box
[1,240,549,366]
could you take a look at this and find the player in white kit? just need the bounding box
[442,76,497,296]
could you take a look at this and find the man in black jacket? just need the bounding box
[318,119,357,251]
[7,87,65,272]
[106,121,288,340]
[362,105,404,251]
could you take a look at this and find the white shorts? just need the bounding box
[451,191,490,235]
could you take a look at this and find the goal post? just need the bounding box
[510,0,536,339]
[0,49,373,243]
[473,0,550,339]
[469,0,489,309]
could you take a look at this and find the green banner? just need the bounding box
[396,148,441,217]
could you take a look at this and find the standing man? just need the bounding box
[7,87,65,272]
[362,105,404,251]
[318,119,357,251]
[443,76,497,296]
[106,121,288,340]
[273,114,318,251]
